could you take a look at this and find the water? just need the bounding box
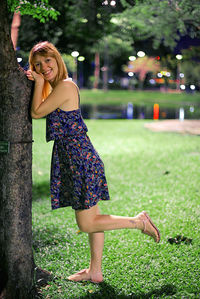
[81,104,200,120]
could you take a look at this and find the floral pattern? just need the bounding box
[46,108,110,210]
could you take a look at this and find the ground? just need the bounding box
[145,120,200,135]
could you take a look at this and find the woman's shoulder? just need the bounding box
[54,79,79,98]
[58,78,79,90]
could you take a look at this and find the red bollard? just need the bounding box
[153,103,159,120]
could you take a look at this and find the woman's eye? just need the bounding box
[46,58,51,62]
[35,63,40,67]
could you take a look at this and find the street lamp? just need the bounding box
[137,51,145,58]
[129,56,136,61]
[71,51,79,83]
[176,54,183,91]
[78,56,85,88]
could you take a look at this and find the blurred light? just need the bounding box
[157,73,162,78]
[155,56,160,60]
[190,84,195,90]
[78,56,85,62]
[153,103,159,120]
[179,73,184,78]
[129,56,136,61]
[80,18,88,23]
[176,54,183,60]
[110,0,116,6]
[161,71,170,77]
[137,51,145,57]
[180,84,186,90]
[102,0,108,5]
[17,57,22,63]
[128,72,134,77]
[149,79,156,85]
[71,51,79,58]
[190,106,194,113]
[101,66,108,71]
[108,79,114,83]
[179,107,184,121]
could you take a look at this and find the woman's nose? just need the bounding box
[40,63,47,72]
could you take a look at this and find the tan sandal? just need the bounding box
[140,211,160,243]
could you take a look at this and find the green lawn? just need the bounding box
[80,89,200,108]
[32,119,200,298]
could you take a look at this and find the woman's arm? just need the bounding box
[27,70,72,119]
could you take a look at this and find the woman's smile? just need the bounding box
[34,55,58,83]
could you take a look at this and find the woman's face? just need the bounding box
[33,54,58,84]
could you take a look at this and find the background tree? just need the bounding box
[92,34,133,89]
[0,1,58,298]
[114,0,200,50]
[181,46,200,89]
[123,56,160,89]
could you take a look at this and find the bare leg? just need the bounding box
[75,205,160,242]
[68,232,104,283]
[75,204,146,233]
[68,204,160,282]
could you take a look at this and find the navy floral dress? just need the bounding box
[46,105,110,210]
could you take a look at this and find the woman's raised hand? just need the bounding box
[26,70,44,85]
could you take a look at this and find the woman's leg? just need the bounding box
[68,232,104,283]
[75,204,159,241]
[68,205,104,282]
[68,204,160,282]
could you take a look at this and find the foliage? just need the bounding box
[61,54,76,75]
[93,34,134,78]
[180,47,200,87]
[7,0,59,22]
[32,118,200,298]
[123,56,160,81]
[17,0,118,53]
[115,0,200,49]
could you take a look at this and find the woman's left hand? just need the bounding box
[26,70,44,85]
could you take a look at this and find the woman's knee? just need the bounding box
[75,205,99,233]
[76,218,93,233]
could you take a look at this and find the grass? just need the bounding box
[32,119,200,298]
[79,89,200,108]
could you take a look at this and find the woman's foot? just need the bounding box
[137,211,160,243]
[67,269,103,283]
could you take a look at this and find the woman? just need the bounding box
[27,41,160,283]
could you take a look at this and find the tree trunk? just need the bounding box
[0,1,34,298]
[93,52,100,89]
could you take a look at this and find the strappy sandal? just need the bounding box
[141,211,160,243]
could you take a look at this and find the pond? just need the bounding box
[81,103,200,120]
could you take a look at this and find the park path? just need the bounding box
[144,120,200,135]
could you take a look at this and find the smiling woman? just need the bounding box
[26,41,79,118]
[27,41,160,284]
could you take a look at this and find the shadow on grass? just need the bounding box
[79,282,177,299]
[32,181,50,201]
[32,223,73,252]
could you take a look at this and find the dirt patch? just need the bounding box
[144,120,200,135]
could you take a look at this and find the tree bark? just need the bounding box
[0,0,34,298]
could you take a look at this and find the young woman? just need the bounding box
[27,41,160,283]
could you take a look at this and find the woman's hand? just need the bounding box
[26,70,44,85]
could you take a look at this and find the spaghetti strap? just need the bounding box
[74,82,80,108]
[68,78,80,108]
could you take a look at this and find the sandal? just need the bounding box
[140,211,160,243]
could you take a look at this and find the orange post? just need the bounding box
[153,103,159,120]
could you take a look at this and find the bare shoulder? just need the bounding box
[55,79,79,111]
[57,78,79,93]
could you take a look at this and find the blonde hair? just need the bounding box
[29,41,68,99]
